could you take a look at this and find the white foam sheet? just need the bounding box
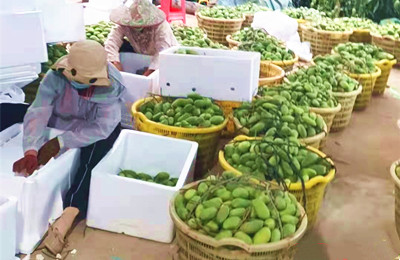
[0,196,17,260]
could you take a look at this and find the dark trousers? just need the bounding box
[64,124,121,218]
[0,103,29,131]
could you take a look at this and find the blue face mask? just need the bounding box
[71,81,91,90]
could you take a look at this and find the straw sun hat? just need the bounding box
[52,40,110,87]
[110,0,166,28]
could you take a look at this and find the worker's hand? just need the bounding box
[143,69,155,77]
[13,154,38,176]
[37,137,61,166]
[111,61,123,71]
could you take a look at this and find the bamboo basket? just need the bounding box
[297,19,307,42]
[346,67,381,110]
[258,63,285,86]
[242,13,254,28]
[371,32,400,64]
[390,159,400,241]
[331,85,363,132]
[350,29,372,43]
[309,103,341,149]
[170,180,308,260]
[226,35,240,49]
[373,59,397,95]
[301,25,353,56]
[260,54,299,72]
[232,117,327,149]
[196,12,245,45]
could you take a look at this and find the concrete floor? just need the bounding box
[26,70,400,260]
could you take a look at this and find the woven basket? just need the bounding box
[301,25,353,56]
[226,35,240,49]
[218,135,336,231]
[170,180,308,260]
[242,13,254,28]
[346,67,381,110]
[331,86,363,132]
[232,117,327,149]
[309,103,341,149]
[390,159,400,241]
[373,59,397,95]
[371,32,400,64]
[260,54,299,72]
[196,12,245,45]
[350,29,371,43]
[297,19,307,42]
[258,63,285,86]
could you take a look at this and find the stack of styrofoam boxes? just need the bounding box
[0,124,80,254]
[119,53,160,129]
[87,130,198,243]
[158,46,261,102]
[0,196,17,260]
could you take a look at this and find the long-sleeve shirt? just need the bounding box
[23,64,126,152]
[104,21,178,70]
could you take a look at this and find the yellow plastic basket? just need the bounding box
[390,159,400,241]
[259,63,285,87]
[131,97,228,179]
[309,103,341,149]
[232,117,327,149]
[350,29,371,43]
[373,59,397,95]
[169,180,308,260]
[218,135,335,230]
[331,85,363,132]
[346,67,381,110]
[214,100,242,136]
[371,32,400,65]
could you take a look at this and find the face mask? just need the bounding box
[71,81,91,90]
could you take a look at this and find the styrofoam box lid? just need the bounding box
[160,46,261,60]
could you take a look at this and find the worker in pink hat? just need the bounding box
[105,0,178,76]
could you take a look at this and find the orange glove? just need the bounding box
[143,69,155,76]
[13,154,38,176]
[37,138,61,166]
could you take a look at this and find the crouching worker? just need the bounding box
[12,40,126,255]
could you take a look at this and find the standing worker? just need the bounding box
[12,40,126,255]
[105,0,178,76]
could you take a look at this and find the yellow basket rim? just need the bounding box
[332,85,363,97]
[352,28,371,33]
[169,180,308,252]
[196,12,246,22]
[259,63,285,81]
[131,97,228,134]
[375,58,397,66]
[297,19,307,24]
[232,117,327,144]
[300,24,353,35]
[218,135,335,190]
[390,159,400,188]
[370,32,400,43]
[260,54,299,67]
[309,103,342,114]
[345,66,382,78]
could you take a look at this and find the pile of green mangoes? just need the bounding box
[235,3,270,14]
[282,7,326,20]
[309,18,350,32]
[224,137,332,182]
[119,169,178,187]
[233,97,325,137]
[334,42,395,61]
[239,40,294,61]
[172,26,228,49]
[174,175,303,244]
[334,17,376,30]
[41,44,68,73]
[174,49,199,55]
[140,94,225,128]
[286,63,359,93]
[85,21,114,45]
[314,53,377,74]
[199,6,243,19]
[372,23,400,39]
[396,0,400,16]
[232,28,282,45]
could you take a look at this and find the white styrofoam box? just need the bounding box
[40,3,86,43]
[87,130,198,243]
[0,11,47,68]
[0,0,36,13]
[0,63,40,90]
[119,53,160,129]
[159,46,261,102]
[0,196,17,260]
[0,123,22,147]
[0,124,80,254]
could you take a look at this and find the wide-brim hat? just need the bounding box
[110,0,166,28]
[52,40,110,87]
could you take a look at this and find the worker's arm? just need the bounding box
[104,25,125,70]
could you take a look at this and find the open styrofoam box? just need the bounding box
[0,196,17,260]
[86,130,198,243]
[119,53,160,129]
[0,124,80,254]
[159,46,261,102]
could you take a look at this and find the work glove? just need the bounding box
[13,154,38,176]
[37,137,61,166]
